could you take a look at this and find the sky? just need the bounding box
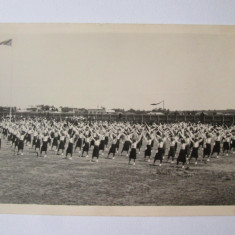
[0,24,234,111]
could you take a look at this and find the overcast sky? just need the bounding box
[0,24,234,111]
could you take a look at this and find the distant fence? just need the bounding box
[0,111,234,125]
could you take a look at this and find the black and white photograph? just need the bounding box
[0,24,234,214]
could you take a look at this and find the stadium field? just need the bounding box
[0,138,234,206]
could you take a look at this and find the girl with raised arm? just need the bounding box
[223,133,231,156]
[167,136,178,163]
[188,136,203,164]
[35,132,42,157]
[153,136,164,166]
[143,132,153,162]
[99,132,106,156]
[107,132,117,159]
[128,133,143,165]
[65,134,75,160]
[212,132,221,158]
[91,134,101,162]
[203,133,213,161]
[177,139,187,168]
[74,131,83,155]
[121,132,131,157]
[40,132,49,157]
[57,131,66,156]
[81,134,90,158]
[17,131,26,156]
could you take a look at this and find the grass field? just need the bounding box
[0,139,234,205]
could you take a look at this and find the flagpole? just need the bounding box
[10,42,13,121]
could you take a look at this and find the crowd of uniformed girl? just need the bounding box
[0,118,234,168]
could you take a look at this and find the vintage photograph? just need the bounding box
[0,24,234,210]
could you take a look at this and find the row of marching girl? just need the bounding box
[152,128,178,166]
[153,129,202,168]
[6,126,28,156]
[161,131,199,168]
[180,129,233,166]
[87,129,122,162]
[176,133,207,168]
[15,131,27,155]
[90,133,101,162]
[143,133,153,162]
[222,132,234,155]
[150,124,177,164]
[175,130,215,166]
[34,129,76,160]
[84,130,108,162]
[209,130,234,158]
[190,130,234,163]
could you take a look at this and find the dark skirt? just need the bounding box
[212,141,220,154]
[66,143,73,154]
[104,136,109,145]
[58,140,65,150]
[41,141,48,152]
[52,137,58,147]
[145,145,152,157]
[168,146,176,158]
[11,135,16,143]
[231,139,235,148]
[155,147,164,161]
[191,147,199,159]
[8,134,12,141]
[15,138,19,147]
[99,140,105,150]
[190,142,193,149]
[109,144,116,154]
[92,145,99,158]
[122,141,130,152]
[163,142,166,155]
[199,140,204,148]
[24,134,28,141]
[203,143,211,156]
[116,139,120,150]
[185,144,190,157]
[76,138,83,148]
[50,132,55,138]
[129,148,137,159]
[90,139,95,147]
[83,142,89,152]
[137,138,143,150]
[27,134,32,142]
[18,140,24,150]
[35,139,41,149]
[3,128,7,136]
[178,149,186,163]
[223,142,230,151]
[174,142,178,151]
[32,136,37,146]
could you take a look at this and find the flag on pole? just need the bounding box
[151,101,162,105]
[0,39,12,46]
